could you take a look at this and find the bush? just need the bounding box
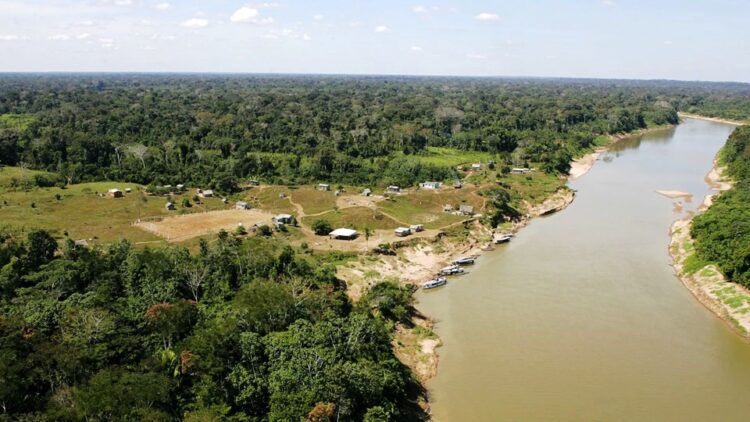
[312,219,332,236]
[257,224,272,237]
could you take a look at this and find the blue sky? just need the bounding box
[1,0,749,81]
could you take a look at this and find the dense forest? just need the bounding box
[0,75,692,192]
[691,126,750,287]
[0,228,425,420]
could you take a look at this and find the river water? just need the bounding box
[417,118,750,421]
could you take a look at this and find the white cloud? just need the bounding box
[313,14,323,21]
[181,18,209,28]
[303,33,311,41]
[664,40,673,45]
[48,34,70,41]
[410,45,423,51]
[374,25,390,33]
[77,20,96,26]
[601,0,615,5]
[0,34,27,41]
[76,33,91,40]
[348,21,362,27]
[475,12,500,21]
[230,7,273,24]
[412,5,427,13]
[155,2,170,10]
[114,0,132,5]
[468,53,487,59]
[99,37,115,48]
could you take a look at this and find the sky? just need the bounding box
[1,0,749,81]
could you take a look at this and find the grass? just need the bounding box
[0,166,57,187]
[247,186,296,214]
[411,147,495,168]
[0,179,228,244]
[713,286,750,310]
[290,186,338,215]
[378,188,482,229]
[501,172,566,207]
[0,114,35,131]
[302,207,401,231]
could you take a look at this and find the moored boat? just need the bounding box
[453,257,476,265]
[422,277,447,289]
[439,265,466,276]
[493,234,513,244]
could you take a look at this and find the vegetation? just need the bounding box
[691,126,750,287]
[0,230,425,420]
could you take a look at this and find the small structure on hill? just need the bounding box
[278,192,286,198]
[334,189,341,197]
[317,183,330,192]
[453,180,463,189]
[386,185,401,193]
[249,180,260,186]
[124,188,132,193]
[74,239,89,248]
[176,184,185,190]
[273,214,293,225]
[329,228,358,240]
[420,181,441,190]
[410,224,424,232]
[459,204,474,215]
[443,204,455,213]
[197,188,214,198]
[165,202,176,211]
[107,188,123,198]
[511,167,533,175]
[362,188,372,196]
[471,163,482,170]
[235,201,251,210]
[395,227,412,237]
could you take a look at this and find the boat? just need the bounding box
[493,234,513,244]
[453,257,476,266]
[439,265,466,276]
[422,277,447,289]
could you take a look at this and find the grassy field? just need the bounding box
[412,147,495,168]
[0,166,57,187]
[378,187,483,229]
[0,173,228,244]
[501,172,566,206]
[290,186,339,215]
[301,207,401,231]
[246,185,297,214]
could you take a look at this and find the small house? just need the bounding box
[459,204,474,215]
[197,189,214,198]
[410,224,424,232]
[165,202,176,210]
[334,190,341,197]
[249,180,260,186]
[395,227,412,237]
[386,185,401,193]
[317,183,330,192]
[443,204,455,213]
[176,184,185,190]
[420,181,441,190]
[329,228,358,240]
[74,239,89,248]
[511,167,532,175]
[471,163,482,170]
[107,188,123,198]
[278,192,286,198]
[362,188,372,197]
[124,188,132,193]
[235,201,251,210]
[453,181,463,189]
[273,214,293,225]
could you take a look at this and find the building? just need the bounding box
[273,214,293,225]
[317,183,330,191]
[165,202,176,210]
[249,180,260,186]
[362,188,372,197]
[511,167,533,175]
[235,201,251,210]
[176,184,185,190]
[124,188,132,193]
[197,188,214,198]
[410,224,424,232]
[420,181,441,190]
[395,227,412,237]
[386,185,401,193]
[443,204,454,212]
[453,181,463,189]
[329,228,358,240]
[107,188,123,198]
[459,204,474,215]
[471,163,482,170]
[74,239,89,247]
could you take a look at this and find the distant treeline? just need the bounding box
[692,126,750,286]
[0,75,691,191]
[0,230,425,420]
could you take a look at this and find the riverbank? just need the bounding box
[570,124,676,180]
[678,112,746,126]
[669,157,750,340]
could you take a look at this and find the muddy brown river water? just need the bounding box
[417,118,750,421]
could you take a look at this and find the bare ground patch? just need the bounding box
[135,209,276,242]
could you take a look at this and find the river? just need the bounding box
[417,118,750,421]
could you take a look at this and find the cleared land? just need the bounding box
[135,209,276,242]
